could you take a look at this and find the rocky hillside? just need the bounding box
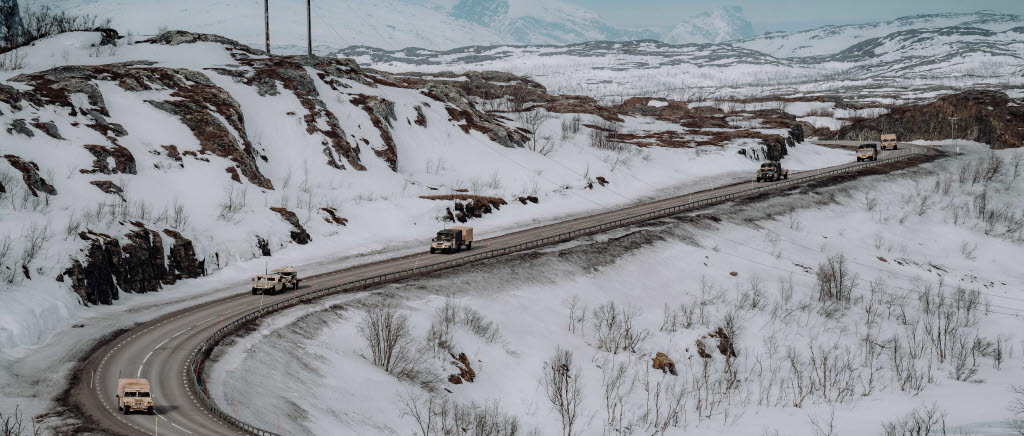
[0,29,823,327]
[837,91,1024,149]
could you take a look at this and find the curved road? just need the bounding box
[71,145,927,435]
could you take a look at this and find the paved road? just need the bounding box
[71,145,925,436]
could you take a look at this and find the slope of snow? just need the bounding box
[738,10,1024,57]
[211,142,1024,435]
[0,32,858,424]
[663,6,755,44]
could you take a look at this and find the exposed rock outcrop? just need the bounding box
[30,120,63,139]
[838,90,1024,149]
[3,155,56,196]
[270,207,311,245]
[423,84,528,148]
[6,118,33,137]
[350,94,399,171]
[83,144,136,174]
[89,180,124,200]
[163,229,205,283]
[11,64,273,189]
[64,226,205,305]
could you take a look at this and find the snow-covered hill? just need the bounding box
[338,12,1024,103]
[663,6,755,44]
[448,0,658,45]
[738,10,1024,57]
[0,30,847,360]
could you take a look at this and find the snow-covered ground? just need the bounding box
[210,142,1024,435]
[0,31,856,422]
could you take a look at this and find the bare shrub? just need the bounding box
[542,347,583,436]
[359,300,417,378]
[1007,385,1024,435]
[561,115,582,140]
[170,199,190,230]
[881,403,948,436]
[590,121,622,151]
[21,223,51,273]
[517,110,555,154]
[815,254,857,308]
[399,391,526,436]
[592,301,648,354]
[0,49,26,71]
[808,408,837,436]
[216,185,248,221]
[11,6,111,51]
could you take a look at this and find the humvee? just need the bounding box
[857,143,879,161]
[251,274,284,295]
[880,134,898,151]
[117,378,154,415]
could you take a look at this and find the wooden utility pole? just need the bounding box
[307,0,312,56]
[264,0,271,55]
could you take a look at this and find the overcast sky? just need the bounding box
[562,0,1024,31]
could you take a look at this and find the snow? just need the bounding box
[0,32,858,422]
[210,142,1024,435]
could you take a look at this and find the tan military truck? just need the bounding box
[756,162,788,182]
[880,134,898,150]
[117,378,154,415]
[857,143,879,161]
[430,226,473,254]
[273,267,300,290]
[251,274,285,295]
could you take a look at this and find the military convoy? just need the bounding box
[756,162,789,182]
[857,143,879,161]
[251,266,300,295]
[116,378,154,415]
[430,226,473,254]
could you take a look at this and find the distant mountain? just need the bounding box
[663,6,755,44]
[737,10,1024,57]
[447,0,658,45]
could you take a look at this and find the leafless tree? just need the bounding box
[815,254,857,308]
[359,300,415,377]
[543,347,584,436]
[216,185,249,221]
[881,403,948,436]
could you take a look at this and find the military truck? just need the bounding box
[273,267,300,290]
[430,226,473,254]
[117,378,154,415]
[251,274,285,295]
[756,162,789,182]
[857,143,879,161]
[880,134,898,150]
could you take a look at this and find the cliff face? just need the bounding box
[838,91,1024,149]
[64,226,205,306]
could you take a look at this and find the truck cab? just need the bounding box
[880,134,898,150]
[857,143,879,161]
[757,162,788,182]
[430,226,473,254]
[117,378,154,415]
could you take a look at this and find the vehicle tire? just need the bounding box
[148,406,155,416]
[784,174,789,180]
[251,288,258,295]
[123,406,130,415]
[430,248,435,254]
[466,242,472,250]
[118,404,122,411]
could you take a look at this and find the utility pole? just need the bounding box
[264,0,271,55]
[950,116,958,156]
[307,0,312,56]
